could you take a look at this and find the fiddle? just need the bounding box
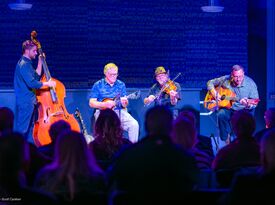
[162,80,177,95]
[157,72,181,98]
[145,72,181,106]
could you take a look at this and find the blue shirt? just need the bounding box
[89,78,127,102]
[207,75,259,110]
[14,56,43,104]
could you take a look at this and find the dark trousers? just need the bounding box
[217,108,234,141]
[217,108,255,141]
[15,102,36,144]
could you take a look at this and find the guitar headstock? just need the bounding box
[74,108,81,118]
[127,90,141,100]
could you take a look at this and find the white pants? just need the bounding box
[94,109,139,143]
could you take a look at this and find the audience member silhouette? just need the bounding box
[27,121,72,187]
[0,132,57,204]
[38,120,71,159]
[34,130,107,204]
[172,111,213,169]
[0,106,14,136]
[0,107,51,187]
[179,108,214,158]
[261,129,275,174]
[212,110,260,188]
[89,109,132,170]
[254,107,275,143]
[226,129,275,205]
[108,105,199,204]
[172,115,197,150]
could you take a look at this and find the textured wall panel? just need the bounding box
[0,0,247,89]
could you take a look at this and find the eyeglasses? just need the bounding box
[108,73,118,77]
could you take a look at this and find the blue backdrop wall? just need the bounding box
[2,0,264,140]
[0,0,247,89]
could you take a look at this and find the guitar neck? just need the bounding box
[223,96,238,101]
[102,91,140,109]
[75,110,88,135]
[79,117,88,135]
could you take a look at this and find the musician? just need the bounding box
[144,66,181,108]
[14,40,56,144]
[207,64,259,144]
[89,63,139,143]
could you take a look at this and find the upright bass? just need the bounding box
[31,31,80,147]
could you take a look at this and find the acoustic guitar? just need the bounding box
[102,90,141,110]
[204,87,260,111]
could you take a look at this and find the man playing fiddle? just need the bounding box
[144,66,181,108]
[89,63,139,143]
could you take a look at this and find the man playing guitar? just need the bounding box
[89,63,139,143]
[206,64,259,144]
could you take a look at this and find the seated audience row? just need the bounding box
[1,106,275,204]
